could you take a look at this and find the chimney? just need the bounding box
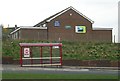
[15,25,17,29]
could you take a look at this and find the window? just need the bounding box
[54,21,60,27]
[65,26,71,29]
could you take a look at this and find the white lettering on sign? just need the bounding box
[24,48,30,57]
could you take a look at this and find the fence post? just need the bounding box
[20,47,22,67]
[50,46,52,65]
[40,46,42,64]
[60,45,62,66]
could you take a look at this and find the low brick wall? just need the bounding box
[2,57,120,67]
[62,60,120,67]
[2,57,14,64]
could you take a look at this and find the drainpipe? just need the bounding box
[47,27,49,40]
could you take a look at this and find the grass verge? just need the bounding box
[2,73,118,79]
[2,40,120,60]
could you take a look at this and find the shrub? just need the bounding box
[2,40,120,61]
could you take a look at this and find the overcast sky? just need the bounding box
[0,0,119,42]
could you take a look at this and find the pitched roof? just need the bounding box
[34,6,94,27]
[10,26,47,34]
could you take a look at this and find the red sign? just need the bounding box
[24,48,30,57]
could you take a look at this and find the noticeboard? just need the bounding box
[75,26,86,33]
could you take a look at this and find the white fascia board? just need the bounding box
[47,8,69,22]
[10,28,20,34]
[20,27,47,29]
[47,6,94,24]
[93,28,113,30]
[10,27,47,34]
[71,7,94,24]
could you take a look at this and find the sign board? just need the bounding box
[75,26,86,33]
[54,21,60,27]
[52,46,59,49]
[65,26,71,29]
[118,2,120,43]
[24,48,30,57]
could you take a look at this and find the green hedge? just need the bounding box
[2,40,120,60]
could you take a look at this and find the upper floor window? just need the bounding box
[54,21,60,27]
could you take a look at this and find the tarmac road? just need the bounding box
[2,64,119,76]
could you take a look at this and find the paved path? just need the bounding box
[2,64,119,76]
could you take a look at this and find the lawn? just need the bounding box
[2,73,118,79]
